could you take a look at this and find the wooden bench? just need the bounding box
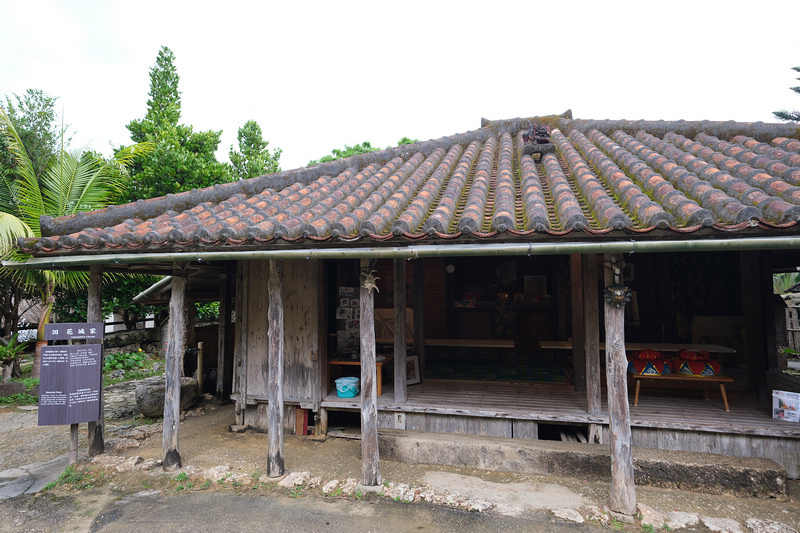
[631,373,735,411]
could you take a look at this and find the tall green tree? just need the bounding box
[0,89,66,338]
[0,109,150,377]
[307,138,419,167]
[0,89,67,185]
[307,141,379,166]
[229,120,281,180]
[774,65,800,122]
[126,46,231,200]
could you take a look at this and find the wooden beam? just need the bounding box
[604,254,636,515]
[413,259,426,378]
[267,259,285,477]
[394,258,407,404]
[163,267,186,471]
[86,264,104,456]
[360,258,381,486]
[584,254,601,417]
[570,255,586,392]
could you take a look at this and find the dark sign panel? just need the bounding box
[38,344,102,426]
[44,322,103,341]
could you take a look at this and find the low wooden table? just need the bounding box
[328,353,394,396]
[539,341,736,353]
[631,373,735,411]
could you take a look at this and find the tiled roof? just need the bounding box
[20,115,800,256]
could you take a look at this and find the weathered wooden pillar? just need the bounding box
[603,254,636,515]
[360,259,381,486]
[267,259,285,477]
[413,259,426,378]
[570,255,586,391]
[584,255,601,417]
[741,251,768,400]
[87,264,105,456]
[233,262,248,426]
[394,258,407,403]
[217,268,234,400]
[163,267,186,471]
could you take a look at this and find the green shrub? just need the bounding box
[103,351,147,372]
[0,393,38,405]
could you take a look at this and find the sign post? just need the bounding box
[38,323,104,463]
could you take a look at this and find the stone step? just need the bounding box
[378,429,788,499]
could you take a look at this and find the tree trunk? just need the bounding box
[32,275,56,380]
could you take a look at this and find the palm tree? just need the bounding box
[0,109,151,378]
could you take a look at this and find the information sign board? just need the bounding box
[38,322,104,426]
[44,322,103,341]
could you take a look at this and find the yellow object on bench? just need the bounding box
[631,373,734,411]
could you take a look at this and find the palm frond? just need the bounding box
[0,109,44,236]
[0,212,33,256]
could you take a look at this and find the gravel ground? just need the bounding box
[1,399,799,532]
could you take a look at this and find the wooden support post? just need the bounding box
[394,258,407,403]
[196,341,204,394]
[86,264,105,456]
[584,254,601,418]
[317,407,328,436]
[360,259,381,486]
[267,260,285,477]
[570,255,586,391]
[413,259,426,378]
[604,254,636,516]
[163,269,186,471]
[741,251,769,400]
[69,423,79,464]
[233,262,248,426]
[217,270,234,400]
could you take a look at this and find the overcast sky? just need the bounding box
[2,0,799,171]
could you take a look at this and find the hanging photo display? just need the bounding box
[336,287,360,353]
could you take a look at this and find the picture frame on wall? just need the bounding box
[406,355,421,385]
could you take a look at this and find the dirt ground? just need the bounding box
[2,399,800,532]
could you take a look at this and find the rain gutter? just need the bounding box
[4,236,800,270]
[132,275,173,304]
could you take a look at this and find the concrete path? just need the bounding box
[0,453,69,500]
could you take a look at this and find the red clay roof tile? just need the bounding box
[18,118,800,255]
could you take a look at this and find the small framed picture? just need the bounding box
[350,298,360,308]
[406,355,421,385]
[340,298,350,308]
[336,307,348,320]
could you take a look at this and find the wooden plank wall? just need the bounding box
[237,259,321,432]
[245,260,270,398]
[283,259,320,402]
[242,259,319,402]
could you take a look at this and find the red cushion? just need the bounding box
[635,349,662,360]
[678,349,709,361]
[673,359,721,376]
[628,359,671,375]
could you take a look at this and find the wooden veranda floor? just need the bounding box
[321,378,800,439]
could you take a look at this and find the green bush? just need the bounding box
[103,351,147,372]
[0,393,38,405]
